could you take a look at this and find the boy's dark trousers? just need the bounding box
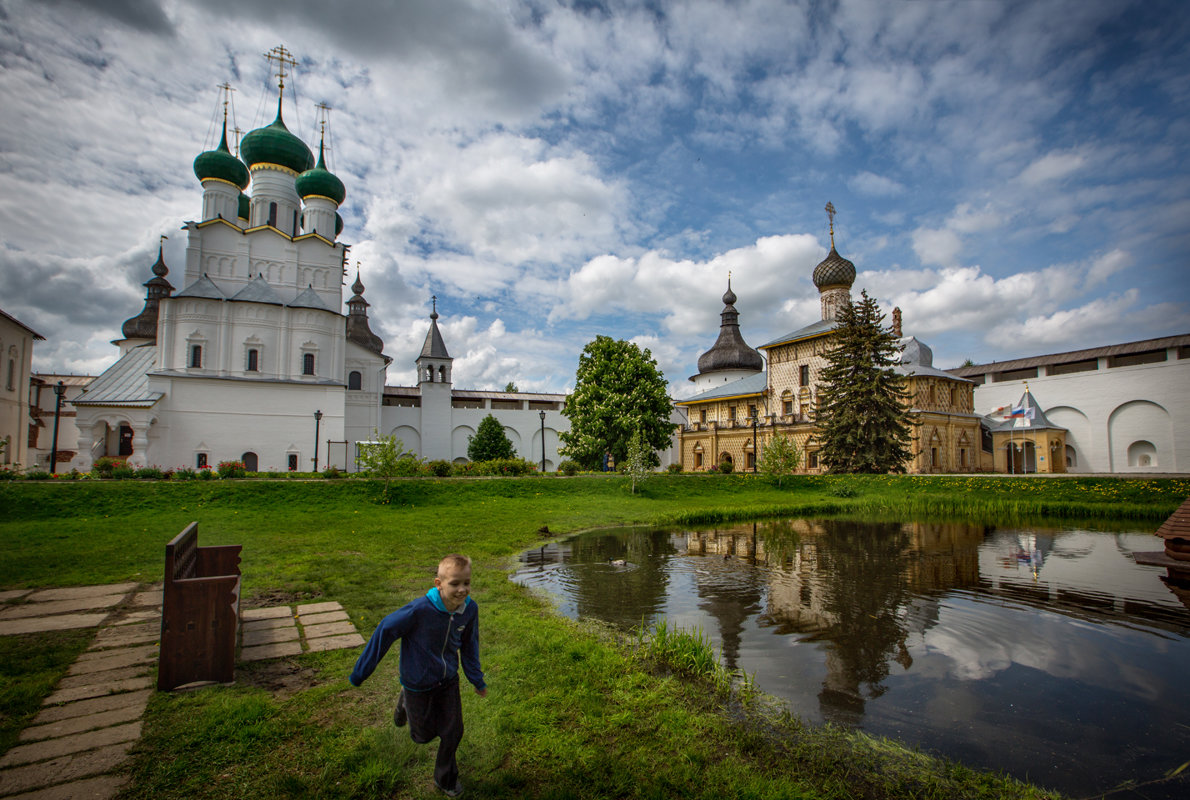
[401,678,464,790]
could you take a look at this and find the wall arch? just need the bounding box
[1127,440,1158,468]
[503,426,522,456]
[389,425,421,456]
[1046,405,1090,472]
[1108,400,1173,472]
[452,425,476,458]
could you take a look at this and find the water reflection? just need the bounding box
[513,519,1190,799]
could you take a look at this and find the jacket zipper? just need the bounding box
[439,610,454,680]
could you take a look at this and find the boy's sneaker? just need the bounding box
[434,779,464,797]
[393,691,407,727]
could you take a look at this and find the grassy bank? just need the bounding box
[1,475,1186,799]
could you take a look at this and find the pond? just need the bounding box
[512,519,1190,799]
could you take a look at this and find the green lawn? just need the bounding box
[2,474,1186,799]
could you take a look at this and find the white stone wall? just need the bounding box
[970,349,1189,473]
[0,313,37,467]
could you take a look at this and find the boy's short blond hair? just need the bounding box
[438,554,471,576]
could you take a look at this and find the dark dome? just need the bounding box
[697,280,764,374]
[239,103,315,174]
[812,246,856,289]
[193,128,249,189]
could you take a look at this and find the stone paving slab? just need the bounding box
[242,625,300,647]
[296,601,342,615]
[0,614,110,636]
[108,610,159,626]
[241,606,292,620]
[0,722,141,768]
[241,616,296,632]
[43,676,154,706]
[20,703,146,743]
[70,645,157,673]
[128,589,163,607]
[24,584,137,602]
[305,633,364,652]
[89,623,158,650]
[240,640,303,662]
[0,742,133,796]
[34,690,152,725]
[303,621,357,639]
[299,610,349,625]
[57,665,149,691]
[0,589,31,602]
[1,596,127,620]
[4,774,129,800]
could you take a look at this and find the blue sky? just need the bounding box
[1,0,1187,397]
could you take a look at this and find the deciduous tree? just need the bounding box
[560,336,672,471]
[759,432,801,487]
[814,290,912,474]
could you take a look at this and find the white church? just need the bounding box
[71,72,569,473]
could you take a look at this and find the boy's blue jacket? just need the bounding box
[348,588,485,692]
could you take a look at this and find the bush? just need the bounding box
[390,456,424,478]
[426,460,453,477]
[111,465,137,480]
[197,466,216,481]
[174,467,197,481]
[705,463,719,474]
[24,470,52,480]
[666,463,683,474]
[463,458,537,477]
[557,460,580,476]
[718,459,734,474]
[135,466,165,480]
[321,466,344,479]
[829,480,859,498]
[92,456,122,478]
[217,460,246,479]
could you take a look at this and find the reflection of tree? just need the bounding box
[564,528,678,629]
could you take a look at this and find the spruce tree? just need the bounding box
[814,290,912,473]
[468,414,515,461]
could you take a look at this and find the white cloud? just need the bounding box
[911,228,963,268]
[849,171,906,197]
[1017,151,1087,186]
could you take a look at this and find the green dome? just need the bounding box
[295,144,345,205]
[238,192,250,220]
[193,128,249,189]
[335,212,343,237]
[239,102,314,174]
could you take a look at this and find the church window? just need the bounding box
[302,353,315,375]
[438,365,446,382]
[246,348,259,372]
[746,451,756,470]
[267,202,278,228]
[197,452,208,469]
[930,446,938,468]
[348,371,362,390]
[799,364,809,386]
[729,406,737,421]
[699,409,706,424]
[292,209,298,236]
[288,454,298,471]
[808,452,819,469]
[694,452,703,469]
[5,358,13,391]
[960,448,968,468]
[949,386,956,406]
[189,345,202,368]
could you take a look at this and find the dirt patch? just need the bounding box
[238,659,320,699]
[241,589,316,610]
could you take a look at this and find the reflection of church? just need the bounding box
[676,208,986,474]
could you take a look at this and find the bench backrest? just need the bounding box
[165,522,200,583]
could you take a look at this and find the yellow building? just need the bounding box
[676,231,983,474]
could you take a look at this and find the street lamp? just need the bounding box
[539,410,547,473]
[313,409,323,471]
[49,381,65,473]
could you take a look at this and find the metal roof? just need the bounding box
[676,372,767,405]
[290,285,334,312]
[71,345,162,407]
[230,274,285,305]
[947,334,1190,376]
[175,274,226,300]
[760,318,837,349]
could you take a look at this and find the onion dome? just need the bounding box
[239,99,314,174]
[121,243,175,340]
[345,272,384,355]
[696,278,764,374]
[296,141,345,205]
[812,246,856,289]
[237,192,250,220]
[193,125,249,189]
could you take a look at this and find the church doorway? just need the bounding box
[118,425,134,457]
[241,452,258,472]
[1007,441,1037,474]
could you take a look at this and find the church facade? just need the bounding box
[676,225,985,474]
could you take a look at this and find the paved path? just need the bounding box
[0,586,363,798]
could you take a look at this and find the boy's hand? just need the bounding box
[476,687,488,698]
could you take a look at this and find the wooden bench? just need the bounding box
[157,522,241,691]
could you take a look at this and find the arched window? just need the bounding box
[189,345,202,368]
[267,202,278,228]
[348,371,362,390]
[241,452,258,472]
[1128,440,1157,467]
[246,348,259,372]
[438,365,446,382]
[302,353,315,375]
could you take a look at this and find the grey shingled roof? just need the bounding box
[289,285,334,312]
[230,274,285,305]
[419,315,451,359]
[676,372,767,404]
[175,274,226,300]
[71,345,162,407]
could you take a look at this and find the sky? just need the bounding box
[1,0,1187,398]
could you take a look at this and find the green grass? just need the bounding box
[0,629,94,754]
[2,474,1185,799]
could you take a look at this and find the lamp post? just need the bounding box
[751,412,758,473]
[49,381,65,473]
[539,410,547,473]
[313,410,323,471]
